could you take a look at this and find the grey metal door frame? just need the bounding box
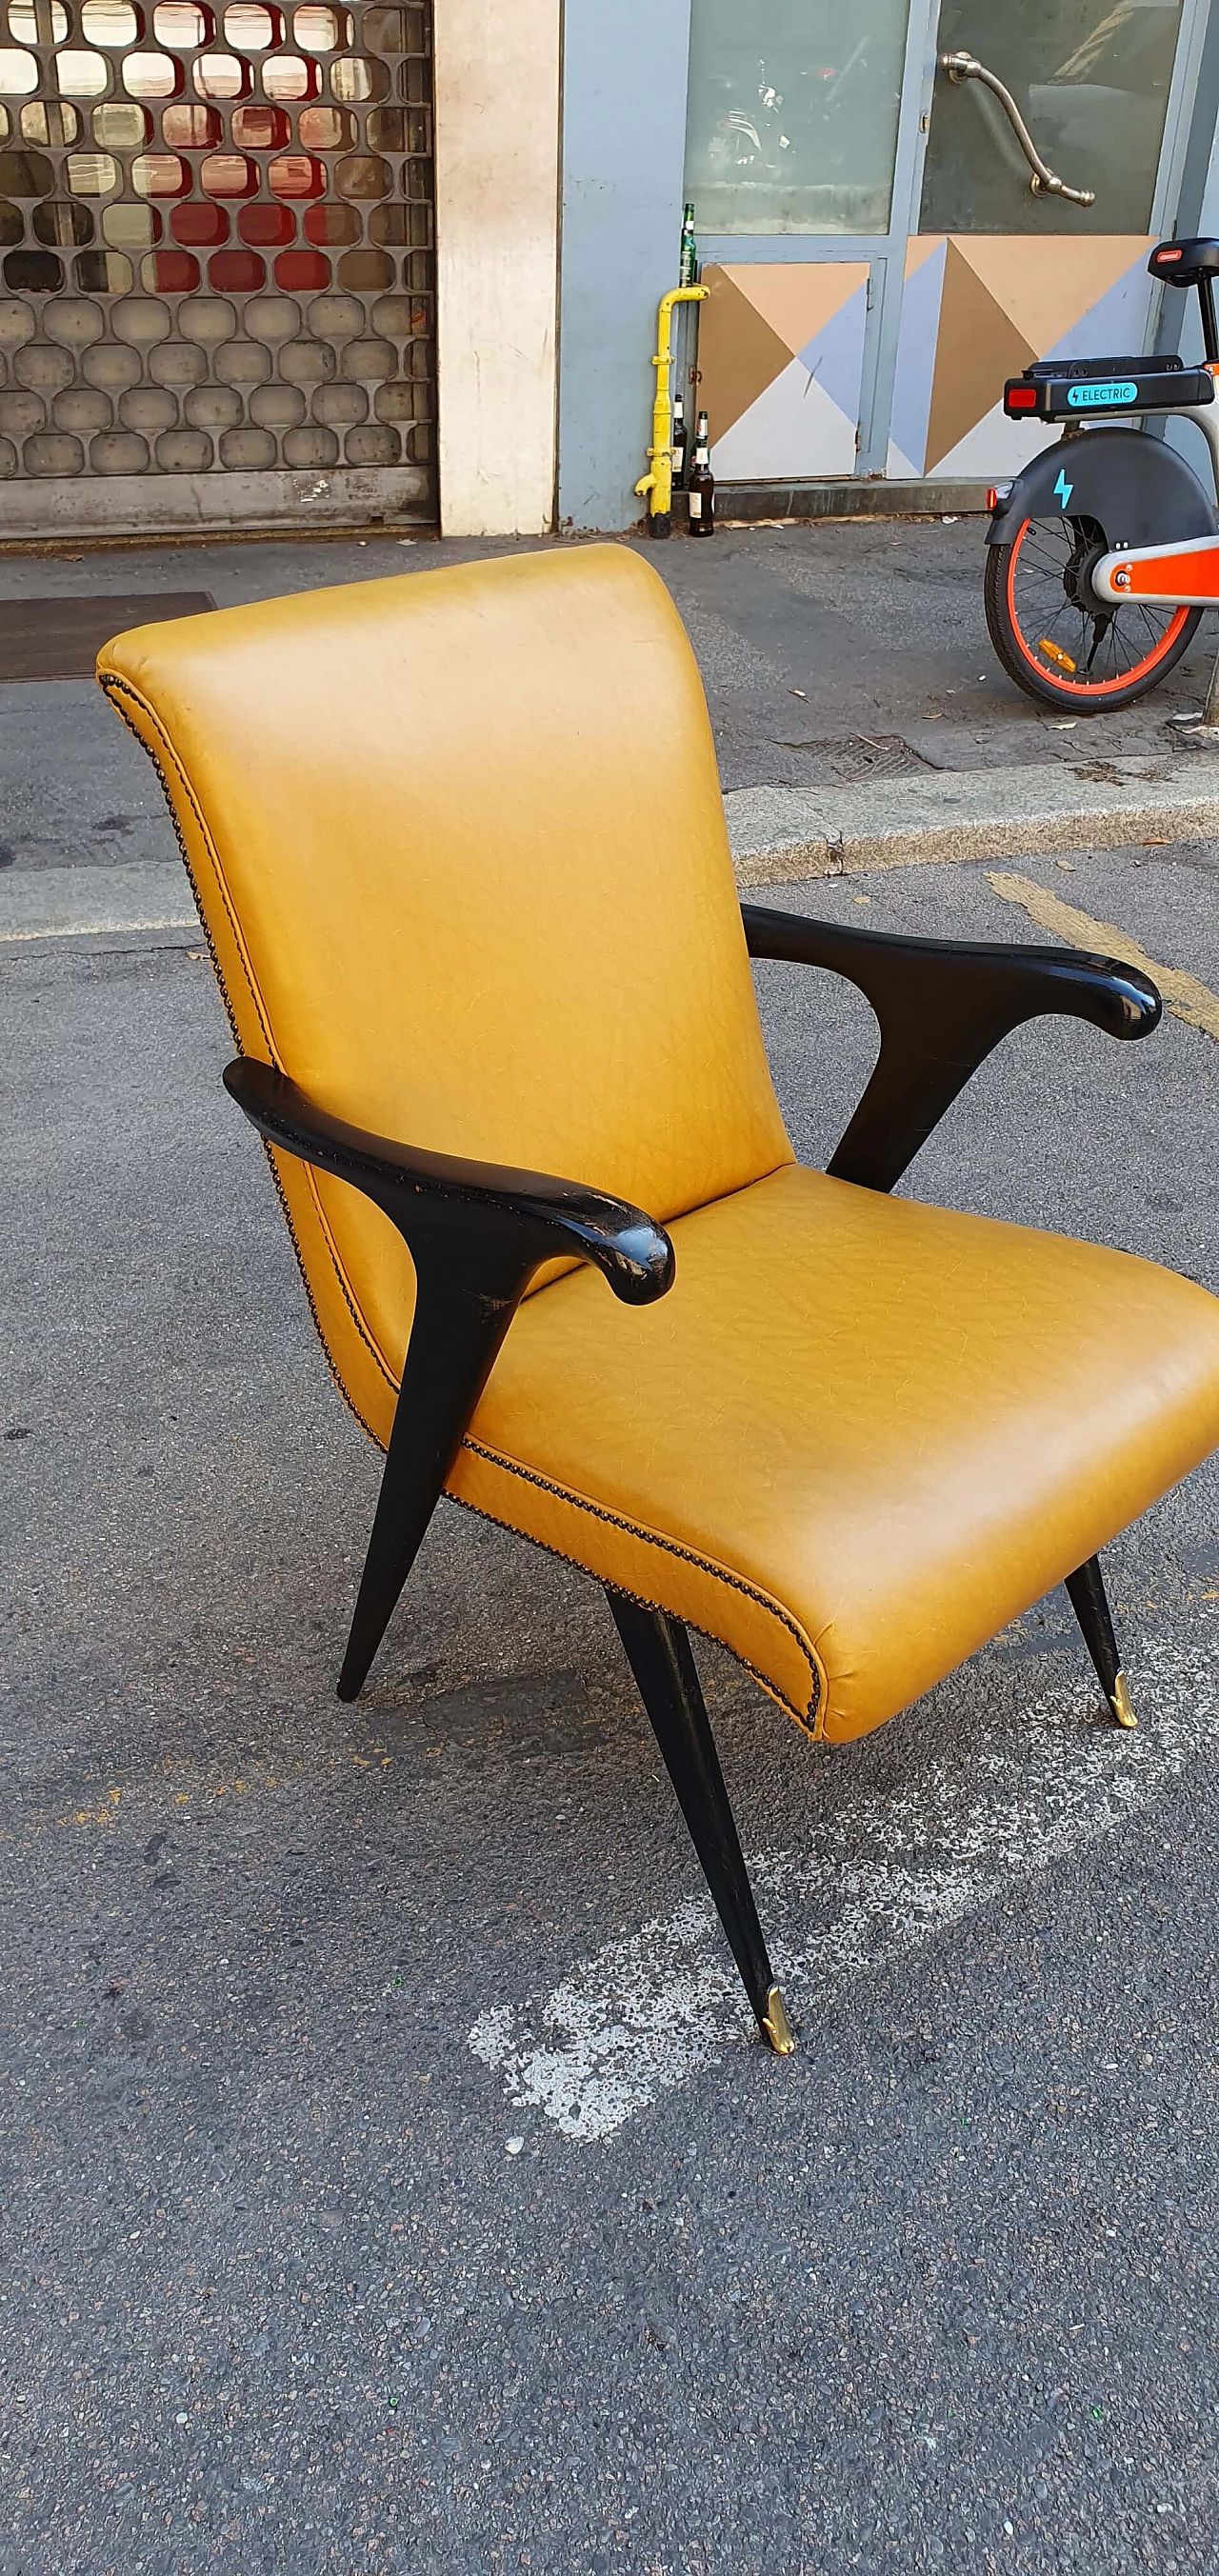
[695,0,1216,484]
[862,0,1214,474]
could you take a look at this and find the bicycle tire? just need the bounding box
[985,518,1202,713]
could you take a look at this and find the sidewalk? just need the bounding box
[4,516,1219,935]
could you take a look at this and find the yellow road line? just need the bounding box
[988,869,1219,1043]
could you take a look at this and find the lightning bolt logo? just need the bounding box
[1053,467,1073,509]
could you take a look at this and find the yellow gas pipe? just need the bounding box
[635,283,709,537]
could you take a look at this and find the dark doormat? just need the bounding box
[0,592,216,682]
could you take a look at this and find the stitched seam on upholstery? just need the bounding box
[445,1488,815,1735]
[300,1166,401,1394]
[457,1435,823,1731]
[667,1151,795,1228]
[100,674,273,1057]
[593,1152,795,1249]
[259,1140,384,1448]
[101,670,398,1417]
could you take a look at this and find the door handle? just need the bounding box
[938,50,1096,208]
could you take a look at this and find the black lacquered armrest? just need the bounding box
[741,901,1161,1193]
[225,1057,674,1704]
[224,1057,674,1306]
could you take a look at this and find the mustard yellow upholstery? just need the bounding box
[98,543,789,1429]
[98,545,1219,1746]
[453,1165,1219,1740]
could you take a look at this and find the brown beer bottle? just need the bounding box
[671,393,689,491]
[687,413,714,536]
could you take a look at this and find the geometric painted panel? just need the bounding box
[889,234,1155,481]
[696,261,869,481]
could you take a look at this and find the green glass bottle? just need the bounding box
[679,202,697,287]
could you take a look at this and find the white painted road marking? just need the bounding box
[470,1639,1215,2142]
[2,912,200,943]
[0,860,198,943]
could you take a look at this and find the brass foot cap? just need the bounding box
[761,1985,795,2056]
[1110,1671,1137,1730]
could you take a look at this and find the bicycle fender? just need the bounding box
[987,428,1217,549]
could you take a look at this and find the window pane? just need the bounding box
[922,0,1185,234]
[294,6,349,50]
[263,52,319,99]
[0,51,39,96]
[154,5,215,39]
[125,54,180,99]
[684,0,909,235]
[192,51,247,97]
[224,5,281,48]
[94,103,150,146]
[57,52,110,100]
[22,101,79,142]
[80,3,139,41]
[8,1,70,37]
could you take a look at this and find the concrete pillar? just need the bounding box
[433,0,562,537]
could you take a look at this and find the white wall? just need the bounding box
[433,0,562,536]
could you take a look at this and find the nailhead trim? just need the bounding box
[101,671,395,1437]
[444,1485,816,1733]
[457,1436,822,1730]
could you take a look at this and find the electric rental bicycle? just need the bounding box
[984,237,1219,712]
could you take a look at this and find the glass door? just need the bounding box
[888,0,1196,479]
[687,0,919,482]
[684,0,911,235]
[922,0,1187,235]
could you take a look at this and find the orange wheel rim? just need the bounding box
[1006,519,1191,695]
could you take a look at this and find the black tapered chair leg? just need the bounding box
[1065,1554,1136,1729]
[606,1588,795,2055]
[338,1267,522,1703]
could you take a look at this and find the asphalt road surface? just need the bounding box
[4,837,1219,2575]
[4,518,1216,881]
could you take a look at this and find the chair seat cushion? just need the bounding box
[450,1164,1219,1743]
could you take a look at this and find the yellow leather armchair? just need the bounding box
[98,545,1219,2061]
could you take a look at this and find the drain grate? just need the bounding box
[0,589,214,678]
[769,731,931,783]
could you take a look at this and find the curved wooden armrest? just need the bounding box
[224,1056,674,1307]
[741,901,1162,1193]
[225,1055,674,1704]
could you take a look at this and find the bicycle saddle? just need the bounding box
[1149,238,1219,285]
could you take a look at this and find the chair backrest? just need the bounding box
[98,544,791,1435]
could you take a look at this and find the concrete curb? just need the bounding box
[5,753,1219,941]
[725,754,1219,888]
[716,476,989,524]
